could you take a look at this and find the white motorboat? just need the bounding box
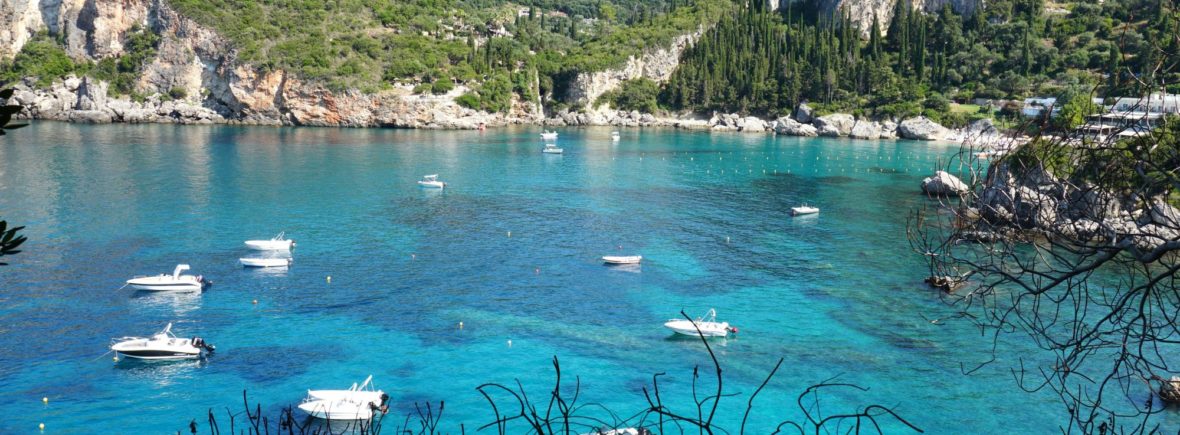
[541,131,558,141]
[663,309,736,337]
[602,255,642,265]
[244,232,295,251]
[239,257,292,268]
[611,131,621,141]
[542,144,564,154]
[125,264,210,292]
[299,375,389,420]
[791,205,819,216]
[418,174,446,189]
[110,322,214,360]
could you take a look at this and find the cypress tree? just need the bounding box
[869,14,882,60]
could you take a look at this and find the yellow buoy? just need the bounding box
[113,356,118,362]
[507,339,513,347]
[252,299,258,305]
[326,276,332,283]
[42,397,48,404]
[39,423,44,431]
[459,321,464,329]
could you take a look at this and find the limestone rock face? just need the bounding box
[565,28,703,115]
[1,0,542,127]
[737,116,768,132]
[849,120,883,139]
[814,113,855,137]
[793,102,814,124]
[774,117,818,136]
[898,116,951,140]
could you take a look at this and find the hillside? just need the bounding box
[0,0,1176,127]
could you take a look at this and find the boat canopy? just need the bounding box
[172,264,191,278]
[422,174,439,180]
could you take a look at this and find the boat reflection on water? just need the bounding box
[130,291,202,315]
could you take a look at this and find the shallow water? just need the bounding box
[0,122,1154,433]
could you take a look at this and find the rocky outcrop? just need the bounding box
[815,113,856,137]
[921,171,969,196]
[898,116,951,140]
[773,0,981,37]
[565,29,704,112]
[850,120,884,139]
[793,102,814,124]
[774,117,818,136]
[736,116,769,132]
[2,0,541,128]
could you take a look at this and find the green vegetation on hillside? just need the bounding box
[661,0,1179,124]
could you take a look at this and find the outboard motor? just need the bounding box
[192,337,215,353]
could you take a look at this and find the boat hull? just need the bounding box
[298,400,375,420]
[126,277,206,292]
[664,320,729,337]
[114,349,201,360]
[542,148,563,154]
[791,207,819,216]
[240,258,292,268]
[418,181,445,189]
[602,255,642,264]
[244,240,294,250]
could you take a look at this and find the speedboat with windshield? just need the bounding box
[244,232,295,250]
[110,322,215,360]
[541,131,558,141]
[298,375,389,420]
[663,309,736,337]
[125,264,210,292]
[418,174,446,189]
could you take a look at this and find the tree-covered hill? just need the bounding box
[652,0,1179,125]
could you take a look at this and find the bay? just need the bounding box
[0,122,1065,433]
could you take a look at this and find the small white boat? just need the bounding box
[110,322,215,360]
[542,144,564,154]
[239,257,292,268]
[125,264,210,292]
[418,174,446,189]
[541,131,558,141]
[602,255,642,265]
[611,131,621,141]
[299,375,388,420]
[791,205,819,216]
[664,309,735,337]
[244,232,295,251]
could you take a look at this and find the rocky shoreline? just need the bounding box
[3,78,1008,146]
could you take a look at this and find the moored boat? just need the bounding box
[602,255,642,265]
[298,375,389,420]
[541,131,558,141]
[110,322,215,360]
[418,174,446,189]
[245,232,295,250]
[239,257,292,268]
[125,264,210,292]
[791,205,819,216]
[663,309,736,337]
[542,144,564,154]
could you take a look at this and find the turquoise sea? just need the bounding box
[0,122,1134,433]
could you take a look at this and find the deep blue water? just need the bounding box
[0,122,1144,433]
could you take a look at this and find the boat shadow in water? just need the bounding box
[604,263,642,274]
[663,334,730,346]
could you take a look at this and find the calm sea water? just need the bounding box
[0,122,1154,433]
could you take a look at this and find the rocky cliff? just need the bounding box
[564,29,704,116]
[776,0,981,36]
[0,0,540,127]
